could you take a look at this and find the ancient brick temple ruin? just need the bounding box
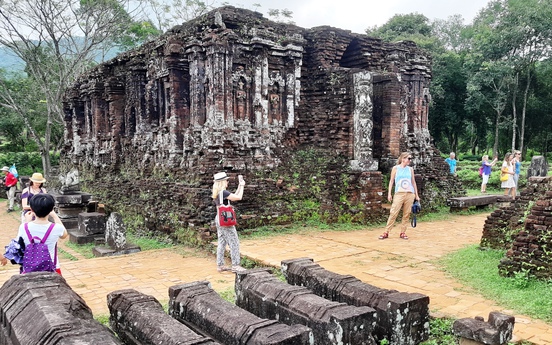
[61,6,461,242]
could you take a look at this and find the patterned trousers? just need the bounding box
[215,217,241,267]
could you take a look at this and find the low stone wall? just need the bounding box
[80,149,388,246]
[235,268,377,345]
[453,312,515,345]
[281,257,429,345]
[168,281,312,344]
[0,273,121,345]
[498,189,552,279]
[481,176,552,250]
[108,289,220,345]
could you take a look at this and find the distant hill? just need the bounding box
[0,46,25,72]
[0,44,122,74]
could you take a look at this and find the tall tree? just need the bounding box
[494,0,552,154]
[366,13,439,51]
[465,59,515,157]
[0,0,145,174]
[0,70,52,152]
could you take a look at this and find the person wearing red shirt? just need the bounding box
[2,166,18,212]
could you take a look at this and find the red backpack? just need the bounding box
[217,192,237,227]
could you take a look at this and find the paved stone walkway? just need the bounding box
[0,202,550,344]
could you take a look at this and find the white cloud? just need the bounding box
[227,0,490,34]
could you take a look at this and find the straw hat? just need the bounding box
[29,173,46,184]
[213,172,229,181]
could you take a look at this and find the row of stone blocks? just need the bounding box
[0,269,514,344]
[0,263,429,344]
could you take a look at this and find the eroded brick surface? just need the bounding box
[281,257,429,345]
[61,6,460,242]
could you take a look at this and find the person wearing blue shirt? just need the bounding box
[512,150,522,196]
[445,152,457,175]
[480,155,498,193]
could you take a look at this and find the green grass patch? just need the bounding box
[439,245,552,323]
[64,241,96,259]
[57,247,79,261]
[419,317,458,345]
[241,221,380,240]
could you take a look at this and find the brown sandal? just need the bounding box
[400,232,409,240]
[378,232,389,240]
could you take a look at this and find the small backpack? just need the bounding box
[217,192,237,227]
[9,164,18,178]
[478,166,483,177]
[22,223,57,274]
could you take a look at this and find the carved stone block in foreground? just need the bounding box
[79,212,106,235]
[169,281,312,345]
[453,312,515,345]
[108,289,219,345]
[527,155,549,178]
[0,272,122,345]
[93,212,141,257]
[236,268,377,345]
[281,257,429,345]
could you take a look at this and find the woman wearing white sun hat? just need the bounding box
[21,172,47,223]
[211,171,246,273]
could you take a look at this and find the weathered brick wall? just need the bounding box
[61,6,460,244]
[481,176,552,250]
[497,177,552,279]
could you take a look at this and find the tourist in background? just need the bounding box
[379,152,420,240]
[1,166,18,213]
[501,153,516,199]
[512,150,522,196]
[1,194,68,274]
[212,172,246,273]
[480,155,498,193]
[20,173,47,223]
[445,152,457,175]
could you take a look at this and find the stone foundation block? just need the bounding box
[79,212,107,235]
[50,191,93,205]
[108,289,219,345]
[281,257,429,345]
[68,230,106,245]
[56,205,87,219]
[61,217,79,231]
[0,272,121,345]
[92,244,141,257]
[169,281,312,345]
[236,268,377,345]
[453,312,515,345]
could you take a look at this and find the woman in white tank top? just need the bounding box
[379,152,420,240]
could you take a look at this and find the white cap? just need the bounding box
[1,166,9,172]
[213,172,229,181]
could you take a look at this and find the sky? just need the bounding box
[229,0,492,34]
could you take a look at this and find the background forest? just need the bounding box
[0,0,551,176]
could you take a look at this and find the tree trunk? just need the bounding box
[511,72,518,151]
[42,105,54,177]
[519,68,531,155]
[493,109,500,158]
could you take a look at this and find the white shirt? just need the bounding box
[17,222,65,269]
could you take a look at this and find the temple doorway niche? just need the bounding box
[372,79,385,160]
[128,107,136,136]
[339,38,369,69]
[268,71,286,126]
[232,65,252,123]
